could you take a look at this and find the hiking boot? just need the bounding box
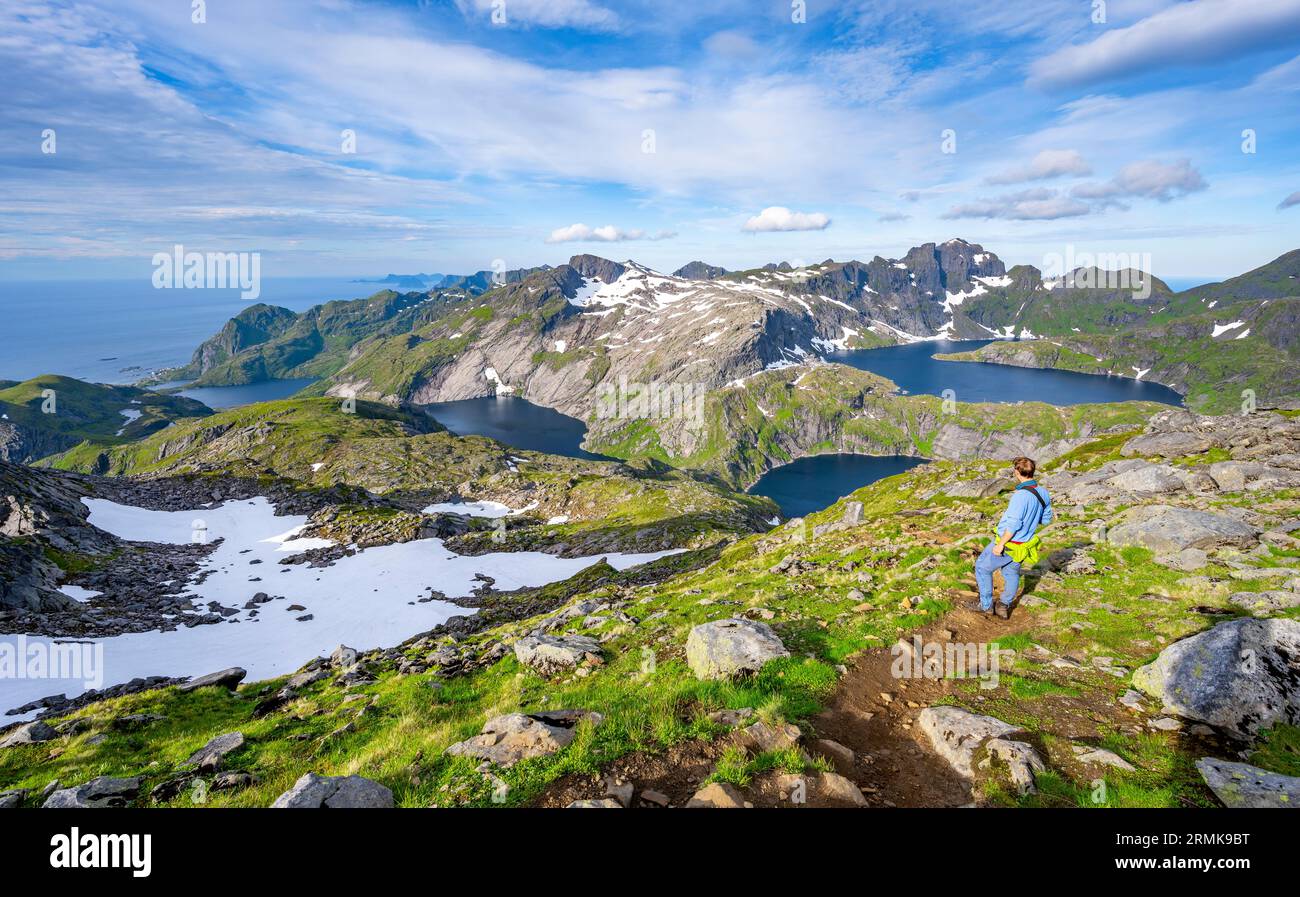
[967,600,992,616]
[995,603,1011,621]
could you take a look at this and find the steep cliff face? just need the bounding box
[0,461,116,613]
[322,242,1012,419]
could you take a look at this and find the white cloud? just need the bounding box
[1280,191,1300,210]
[1030,0,1300,89]
[1072,159,1207,203]
[703,30,761,59]
[986,149,1091,184]
[943,188,1092,221]
[545,224,674,243]
[742,207,831,232]
[454,0,619,31]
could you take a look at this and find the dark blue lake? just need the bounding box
[827,339,1184,406]
[748,454,926,518]
[174,378,319,409]
[420,396,611,461]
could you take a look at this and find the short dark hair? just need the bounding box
[1012,456,1036,477]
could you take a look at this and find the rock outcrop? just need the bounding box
[1196,759,1300,808]
[1133,618,1300,738]
[270,773,395,808]
[685,618,789,679]
[445,710,603,767]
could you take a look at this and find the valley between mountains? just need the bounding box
[2,238,1299,809]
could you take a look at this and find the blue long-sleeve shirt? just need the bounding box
[996,481,1053,542]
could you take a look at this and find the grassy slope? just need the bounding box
[586,363,1159,488]
[5,427,1294,807]
[937,299,1299,413]
[50,397,776,546]
[0,375,212,454]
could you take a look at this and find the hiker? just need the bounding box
[975,456,1052,620]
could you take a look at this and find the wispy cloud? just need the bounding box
[986,149,1091,184]
[1280,191,1300,210]
[1031,0,1300,89]
[546,223,675,242]
[1072,159,1208,203]
[943,188,1091,221]
[453,0,620,31]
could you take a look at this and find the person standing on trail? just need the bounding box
[975,456,1052,620]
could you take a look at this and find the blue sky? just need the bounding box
[2,0,1299,283]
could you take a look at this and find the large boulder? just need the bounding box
[445,710,602,768]
[184,732,245,772]
[513,634,601,676]
[1107,506,1259,554]
[1121,431,1215,458]
[1229,591,1300,616]
[43,776,141,808]
[1133,618,1300,738]
[270,773,394,808]
[916,706,1019,779]
[918,706,1046,795]
[0,720,57,750]
[686,618,789,680]
[1196,759,1300,808]
[1209,461,1300,493]
[1107,464,1186,495]
[178,667,246,693]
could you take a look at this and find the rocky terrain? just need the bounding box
[157,241,1300,427]
[3,406,1297,809]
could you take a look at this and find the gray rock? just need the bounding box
[270,773,394,808]
[978,738,1046,795]
[1133,618,1300,738]
[916,706,1020,779]
[0,720,57,749]
[1229,591,1300,615]
[1154,547,1209,572]
[812,738,856,773]
[815,772,868,806]
[1107,464,1185,494]
[735,720,801,754]
[445,710,603,768]
[1072,745,1137,771]
[1121,431,1215,458]
[944,477,1010,499]
[1209,461,1300,493]
[686,782,747,808]
[685,618,789,680]
[184,731,245,772]
[330,645,358,668]
[1107,506,1259,554]
[513,634,601,676]
[177,667,246,693]
[0,789,25,808]
[567,798,622,808]
[43,776,142,808]
[1196,758,1300,808]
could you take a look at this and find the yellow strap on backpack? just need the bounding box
[1005,534,1041,567]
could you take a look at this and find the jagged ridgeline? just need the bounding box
[154,240,1298,427]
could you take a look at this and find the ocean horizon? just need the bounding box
[0,277,381,385]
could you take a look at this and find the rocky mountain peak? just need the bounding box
[567,254,627,284]
[673,261,728,280]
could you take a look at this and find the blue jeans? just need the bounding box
[975,543,1021,610]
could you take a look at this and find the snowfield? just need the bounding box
[0,497,678,718]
